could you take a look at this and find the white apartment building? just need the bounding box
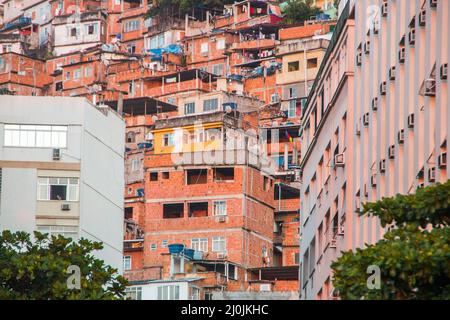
[0,96,125,272]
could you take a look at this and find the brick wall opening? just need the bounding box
[213,167,235,181]
[188,202,208,217]
[125,207,133,220]
[150,172,158,181]
[186,169,207,185]
[163,203,184,219]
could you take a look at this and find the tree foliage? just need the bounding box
[331,181,450,300]
[147,0,235,18]
[0,231,128,300]
[282,0,322,24]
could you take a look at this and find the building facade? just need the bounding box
[0,95,125,271]
[299,0,449,300]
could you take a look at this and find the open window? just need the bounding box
[150,172,158,181]
[188,202,208,218]
[163,203,184,219]
[213,167,234,182]
[125,207,133,220]
[186,169,207,185]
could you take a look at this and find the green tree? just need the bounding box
[282,0,322,24]
[331,181,450,300]
[0,231,128,300]
[146,0,234,18]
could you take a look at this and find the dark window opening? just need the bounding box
[88,25,94,35]
[163,203,184,219]
[307,58,318,69]
[55,82,63,91]
[186,169,207,185]
[188,202,208,218]
[213,167,234,181]
[288,61,299,72]
[125,207,133,220]
[50,185,66,200]
[162,172,169,179]
[150,172,158,181]
[70,28,77,37]
[263,176,270,191]
[274,184,300,200]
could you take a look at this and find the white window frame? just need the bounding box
[37,225,78,239]
[200,42,209,54]
[203,98,219,112]
[125,286,142,300]
[157,285,180,300]
[213,201,227,216]
[4,124,68,148]
[163,133,174,147]
[212,236,226,253]
[37,177,79,202]
[123,255,132,271]
[191,238,208,252]
[216,38,226,50]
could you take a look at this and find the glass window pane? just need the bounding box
[58,132,67,148]
[38,184,49,200]
[50,185,67,200]
[4,130,12,146]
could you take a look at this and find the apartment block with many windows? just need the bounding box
[299,0,449,300]
[0,95,125,271]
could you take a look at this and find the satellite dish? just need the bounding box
[225,105,233,113]
[151,115,158,123]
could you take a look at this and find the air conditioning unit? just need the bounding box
[363,112,370,126]
[356,52,362,66]
[428,167,436,182]
[430,0,438,8]
[338,225,345,236]
[216,216,227,223]
[440,63,448,80]
[371,174,377,187]
[355,121,361,135]
[408,114,415,128]
[379,159,386,173]
[389,66,396,81]
[409,28,416,45]
[419,9,426,26]
[329,238,337,248]
[424,79,436,96]
[53,148,61,160]
[372,97,378,111]
[398,129,405,144]
[271,93,280,103]
[334,153,345,167]
[380,81,387,95]
[398,48,406,63]
[61,204,71,211]
[217,252,227,259]
[388,145,395,159]
[364,41,371,54]
[438,152,447,168]
[381,1,388,17]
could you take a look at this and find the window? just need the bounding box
[65,72,70,80]
[161,240,168,248]
[37,177,79,201]
[123,256,132,271]
[213,167,234,181]
[150,243,157,251]
[213,201,227,216]
[201,42,209,54]
[86,23,97,35]
[73,69,81,79]
[307,58,318,69]
[163,133,174,147]
[37,225,78,239]
[188,202,208,217]
[205,292,213,300]
[124,20,140,32]
[70,27,77,37]
[191,238,208,252]
[126,131,135,143]
[150,172,158,181]
[289,87,297,98]
[4,125,68,148]
[125,286,142,300]
[191,287,200,300]
[263,176,270,191]
[203,98,219,112]
[114,0,121,4]
[162,172,169,179]
[157,285,180,300]
[212,64,224,76]
[288,61,300,72]
[184,102,195,115]
[288,100,297,118]
[84,66,92,77]
[186,169,207,185]
[205,128,221,142]
[163,203,184,219]
[212,237,226,252]
[55,82,63,91]
[131,159,140,172]
[127,43,136,54]
[216,38,226,50]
